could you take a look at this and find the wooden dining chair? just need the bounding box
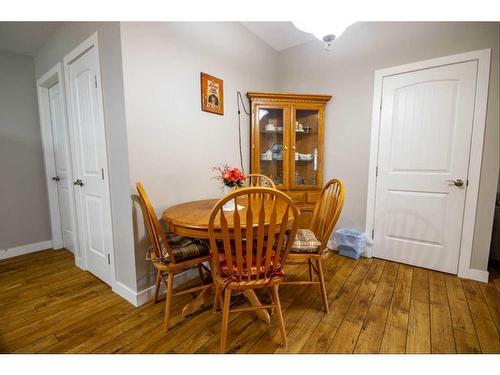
[136,182,212,332]
[244,173,276,189]
[282,178,345,314]
[208,187,299,353]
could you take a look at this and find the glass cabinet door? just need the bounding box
[291,106,322,189]
[255,105,289,189]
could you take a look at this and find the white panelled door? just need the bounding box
[48,82,75,252]
[373,61,478,274]
[67,45,113,284]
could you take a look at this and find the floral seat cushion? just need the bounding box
[290,229,322,253]
[147,233,209,263]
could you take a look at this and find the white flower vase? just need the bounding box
[222,185,244,211]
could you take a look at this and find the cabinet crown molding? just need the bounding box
[247,92,332,104]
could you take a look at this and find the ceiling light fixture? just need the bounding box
[293,20,353,51]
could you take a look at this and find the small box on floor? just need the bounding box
[334,229,367,260]
[338,245,363,259]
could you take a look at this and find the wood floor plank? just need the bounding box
[379,264,413,353]
[444,275,481,353]
[275,256,348,353]
[406,267,430,353]
[353,261,399,353]
[42,316,123,353]
[479,282,500,331]
[1,281,109,326]
[490,267,500,293]
[238,277,325,353]
[299,258,362,353]
[327,260,385,353]
[145,309,227,353]
[461,279,500,353]
[70,290,190,353]
[1,293,121,352]
[13,334,59,353]
[429,271,456,353]
[320,258,372,328]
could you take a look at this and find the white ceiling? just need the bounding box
[0,22,61,56]
[241,22,315,51]
[0,21,312,56]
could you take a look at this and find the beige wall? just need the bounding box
[120,22,279,290]
[277,22,500,271]
[0,51,51,249]
[34,22,137,291]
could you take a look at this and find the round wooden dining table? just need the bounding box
[161,197,293,321]
[162,197,292,239]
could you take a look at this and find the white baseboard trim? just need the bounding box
[112,281,140,307]
[113,268,201,307]
[0,240,53,260]
[458,268,490,283]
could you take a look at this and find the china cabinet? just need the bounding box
[247,92,332,226]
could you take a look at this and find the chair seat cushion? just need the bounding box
[147,234,209,263]
[166,234,209,261]
[290,229,322,253]
[219,252,277,279]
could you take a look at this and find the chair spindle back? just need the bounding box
[208,187,299,283]
[136,182,175,263]
[244,173,276,189]
[309,179,345,250]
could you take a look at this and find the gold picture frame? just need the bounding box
[200,72,224,115]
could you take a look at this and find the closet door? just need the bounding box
[66,44,113,285]
[48,82,76,251]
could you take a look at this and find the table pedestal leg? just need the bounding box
[242,290,271,324]
[182,286,213,318]
[181,286,271,324]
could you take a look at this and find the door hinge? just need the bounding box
[466,179,469,187]
[372,229,374,239]
[107,254,111,265]
[94,75,98,88]
[101,168,105,180]
[376,166,378,177]
[380,100,382,110]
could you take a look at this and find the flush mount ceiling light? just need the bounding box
[293,20,353,51]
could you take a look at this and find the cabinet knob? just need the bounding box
[283,146,288,151]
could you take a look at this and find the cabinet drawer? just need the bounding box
[286,192,306,204]
[307,192,321,204]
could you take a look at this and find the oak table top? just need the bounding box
[162,197,292,239]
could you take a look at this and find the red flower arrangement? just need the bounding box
[212,164,246,188]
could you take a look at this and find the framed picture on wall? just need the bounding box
[200,72,224,115]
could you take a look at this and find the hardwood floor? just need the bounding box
[1,249,499,354]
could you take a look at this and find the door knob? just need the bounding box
[446,179,464,187]
[73,179,84,187]
[52,176,60,182]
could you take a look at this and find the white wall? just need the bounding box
[120,22,279,291]
[34,22,137,292]
[0,51,51,250]
[277,22,500,271]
